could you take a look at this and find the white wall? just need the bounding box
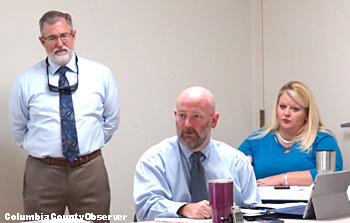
[0,1,255,222]
[262,0,350,170]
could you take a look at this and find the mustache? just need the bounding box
[54,46,68,53]
[181,127,199,136]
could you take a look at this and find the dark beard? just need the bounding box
[179,129,204,150]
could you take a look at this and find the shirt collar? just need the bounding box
[48,53,77,75]
[178,138,213,161]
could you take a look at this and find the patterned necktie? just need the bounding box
[58,66,79,162]
[190,152,209,202]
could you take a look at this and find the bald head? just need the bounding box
[176,86,216,115]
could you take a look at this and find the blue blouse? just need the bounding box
[238,130,343,181]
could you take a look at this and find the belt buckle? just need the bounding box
[76,155,89,166]
[67,157,79,167]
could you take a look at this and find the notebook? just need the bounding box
[268,170,350,220]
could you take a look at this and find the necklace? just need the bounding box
[277,132,294,144]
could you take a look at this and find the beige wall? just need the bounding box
[262,0,350,170]
[4,1,349,222]
[0,1,255,222]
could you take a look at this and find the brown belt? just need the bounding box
[33,149,101,167]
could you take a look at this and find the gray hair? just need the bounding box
[39,10,73,36]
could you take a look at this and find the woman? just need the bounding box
[238,81,343,186]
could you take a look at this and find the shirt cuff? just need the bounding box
[168,202,188,218]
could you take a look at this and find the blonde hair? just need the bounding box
[255,81,331,152]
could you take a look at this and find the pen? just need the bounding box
[259,208,269,214]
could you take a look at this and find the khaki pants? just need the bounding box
[23,155,110,223]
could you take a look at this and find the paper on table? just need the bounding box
[154,218,212,223]
[258,185,312,192]
[23,220,89,223]
[251,202,307,209]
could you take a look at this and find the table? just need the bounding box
[258,185,350,203]
[135,186,350,223]
[254,185,350,222]
[24,220,88,223]
[139,215,350,223]
[257,215,350,222]
[258,186,311,202]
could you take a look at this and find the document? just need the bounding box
[251,202,307,209]
[154,218,212,223]
[23,220,89,223]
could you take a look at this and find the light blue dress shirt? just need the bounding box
[133,136,261,221]
[8,54,120,158]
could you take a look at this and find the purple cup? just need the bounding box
[209,179,234,223]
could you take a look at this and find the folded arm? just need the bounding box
[256,170,313,187]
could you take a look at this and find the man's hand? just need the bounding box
[177,200,212,219]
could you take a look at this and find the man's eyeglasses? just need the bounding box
[46,54,79,92]
[42,32,73,43]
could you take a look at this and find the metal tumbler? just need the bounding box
[316,150,336,174]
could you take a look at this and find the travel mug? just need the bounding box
[208,179,234,223]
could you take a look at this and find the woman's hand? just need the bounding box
[256,174,284,187]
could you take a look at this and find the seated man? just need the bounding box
[133,86,261,221]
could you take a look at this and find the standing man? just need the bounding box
[8,10,120,221]
[133,86,261,221]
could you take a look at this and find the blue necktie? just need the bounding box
[190,152,209,202]
[58,66,79,162]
